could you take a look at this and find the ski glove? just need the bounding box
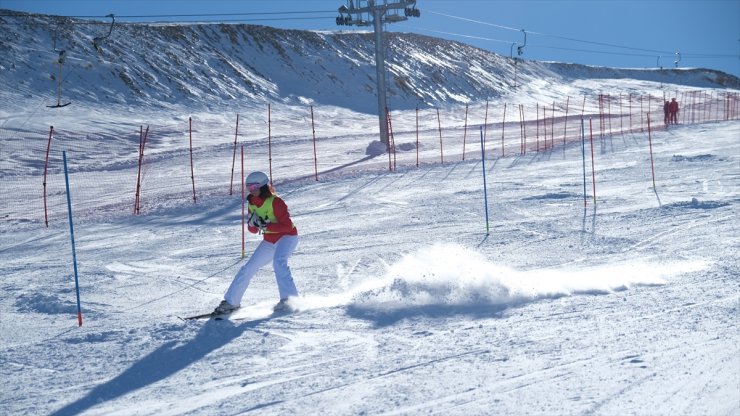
[247,212,269,230]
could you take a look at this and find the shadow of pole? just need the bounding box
[51,320,255,416]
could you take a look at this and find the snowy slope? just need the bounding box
[1,9,739,416]
[1,114,739,415]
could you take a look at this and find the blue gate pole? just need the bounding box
[480,126,490,235]
[62,151,83,327]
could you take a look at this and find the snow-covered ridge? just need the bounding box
[1,9,738,114]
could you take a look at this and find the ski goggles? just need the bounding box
[246,183,263,192]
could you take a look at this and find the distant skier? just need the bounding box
[213,171,299,315]
[669,98,679,124]
[663,100,670,126]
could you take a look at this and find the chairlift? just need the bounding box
[93,14,115,52]
[47,50,71,108]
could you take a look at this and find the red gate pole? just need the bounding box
[588,118,597,204]
[536,102,540,152]
[563,96,570,146]
[542,104,547,150]
[311,106,318,181]
[134,125,142,214]
[43,126,54,227]
[550,102,555,148]
[501,103,507,157]
[436,107,444,163]
[189,117,197,203]
[607,94,612,135]
[521,104,527,155]
[647,113,657,189]
[387,107,397,170]
[462,104,469,160]
[629,93,633,132]
[241,144,245,258]
[415,107,419,167]
[268,104,273,182]
[229,114,240,195]
[134,125,149,214]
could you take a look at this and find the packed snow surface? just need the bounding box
[1,102,738,415]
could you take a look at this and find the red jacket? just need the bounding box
[247,194,298,243]
[669,101,679,113]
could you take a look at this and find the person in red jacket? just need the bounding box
[663,100,670,125]
[214,171,299,315]
[669,98,679,124]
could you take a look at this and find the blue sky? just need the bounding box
[3,0,739,77]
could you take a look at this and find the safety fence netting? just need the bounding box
[1,90,738,228]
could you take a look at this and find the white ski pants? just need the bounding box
[224,235,299,306]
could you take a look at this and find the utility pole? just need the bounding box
[337,0,420,146]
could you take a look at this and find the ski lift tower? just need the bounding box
[337,0,420,146]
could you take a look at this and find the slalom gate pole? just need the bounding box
[580,119,587,208]
[501,103,506,157]
[188,117,196,203]
[483,100,489,149]
[436,107,443,163]
[588,118,597,204]
[62,151,83,327]
[542,105,547,149]
[43,126,54,227]
[415,108,419,167]
[551,102,555,148]
[311,106,318,181]
[241,144,245,258]
[268,104,273,182]
[479,126,490,235]
[536,103,540,151]
[462,104,468,160]
[229,114,240,195]
[134,126,142,213]
[647,113,657,189]
[563,96,570,146]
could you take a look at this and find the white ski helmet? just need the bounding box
[246,171,269,188]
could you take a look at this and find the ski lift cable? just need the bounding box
[426,9,689,57]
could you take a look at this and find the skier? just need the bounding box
[213,171,299,315]
[669,98,679,124]
[663,100,670,126]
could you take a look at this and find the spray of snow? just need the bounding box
[292,243,708,312]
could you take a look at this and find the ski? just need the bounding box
[179,309,240,321]
[179,312,218,320]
